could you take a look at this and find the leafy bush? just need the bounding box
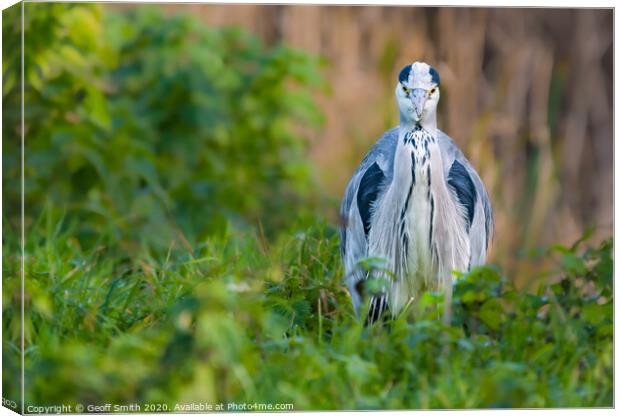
[3,3,325,252]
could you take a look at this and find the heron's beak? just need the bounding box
[411,88,427,121]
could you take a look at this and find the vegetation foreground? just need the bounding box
[3,215,613,410]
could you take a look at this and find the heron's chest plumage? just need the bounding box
[397,128,438,280]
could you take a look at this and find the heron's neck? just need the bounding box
[399,116,437,134]
[393,120,439,190]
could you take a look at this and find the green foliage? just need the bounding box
[3,4,325,252]
[4,207,612,408]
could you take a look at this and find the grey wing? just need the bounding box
[339,127,398,311]
[436,129,494,266]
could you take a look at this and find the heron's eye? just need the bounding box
[402,85,408,94]
[429,87,437,95]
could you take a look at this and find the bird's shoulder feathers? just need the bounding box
[436,129,494,246]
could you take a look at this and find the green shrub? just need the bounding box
[3,3,325,252]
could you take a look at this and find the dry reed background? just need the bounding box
[111,4,613,281]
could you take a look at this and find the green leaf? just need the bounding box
[479,298,503,330]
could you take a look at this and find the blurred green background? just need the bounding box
[2,3,613,410]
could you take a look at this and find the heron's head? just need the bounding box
[395,61,440,127]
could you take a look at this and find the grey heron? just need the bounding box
[339,61,493,324]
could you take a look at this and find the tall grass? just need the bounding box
[3,205,613,408]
